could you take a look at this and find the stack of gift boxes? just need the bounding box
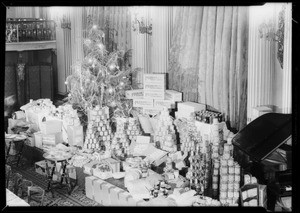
[126,74,182,116]
[84,106,112,151]
[111,117,131,157]
[153,107,177,153]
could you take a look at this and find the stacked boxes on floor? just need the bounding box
[85,176,144,206]
[129,74,182,116]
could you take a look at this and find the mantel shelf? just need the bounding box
[6,40,56,52]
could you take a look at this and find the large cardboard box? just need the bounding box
[177,101,206,113]
[142,107,162,116]
[85,176,99,200]
[143,90,165,100]
[118,191,138,206]
[165,90,183,102]
[144,74,166,85]
[153,99,175,109]
[125,89,144,99]
[133,99,154,108]
[94,178,113,206]
[42,132,63,146]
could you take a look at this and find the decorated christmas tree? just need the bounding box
[65,22,142,126]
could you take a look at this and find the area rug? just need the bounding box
[9,159,101,207]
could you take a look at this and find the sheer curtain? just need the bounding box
[169,6,249,130]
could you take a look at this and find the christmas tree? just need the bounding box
[65,22,142,126]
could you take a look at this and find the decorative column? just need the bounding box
[247,4,276,123]
[282,3,292,114]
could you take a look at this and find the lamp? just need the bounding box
[131,11,152,35]
[258,4,285,69]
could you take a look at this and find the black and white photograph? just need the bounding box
[3,2,294,211]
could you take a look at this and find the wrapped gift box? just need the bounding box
[133,99,154,108]
[118,190,138,206]
[67,125,83,147]
[85,176,99,200]
[125,89,144,99]
[83,160,101,175]
[105,158,121,173]
[94,178,112,205]
[142,107,161,116]
[153,99,175,109]
[165,90,183,102]
[40,119,62,135]
[25,109,49,131]
[144,74,166,85]
[42,132,63,146]
[144,84,165,91]
[34,131,43,148]
[144,90,165,100]
[35,160,47,176]
[52,163,76,181]
[177,102,206,113]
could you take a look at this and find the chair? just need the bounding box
[11,173,23,195]
[19,179,33,199]
[5,164,11,188]
[27,186,45,206]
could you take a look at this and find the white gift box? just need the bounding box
[133,99,154,108]
[125,89,144,99]
[177,101,206,113]
[67,125,83,147]
[142,107,161,116]
[165,90,183,102]
[143,90,165,100]
[153,99,175,109]
[251,106,272,121]
[34,131,43,148]
[105,158,121,173]
[42,132,63,146]
[144,83,166,91]
[40,119,62,135]
[85,176,99,200]
[83,160,101,175]
[144,74,166,84]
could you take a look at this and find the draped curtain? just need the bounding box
[168,6,249,130]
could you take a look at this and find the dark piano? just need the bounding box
[232,113,292,211]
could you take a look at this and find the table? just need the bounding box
[43,153,76,197]
[5,134,27,166]
[6,189,30,206]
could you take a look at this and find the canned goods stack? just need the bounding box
[84,106,112,151]
[186,151,208,194]
[212,159,220,193]
[151,180,172,198]
[154,108,177,153]
[195,110,223,124]
[174,117,203,153]
[218,155,241,205]
[126,117,142,143]
[211,118,221,160]
[111,117,130,157]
